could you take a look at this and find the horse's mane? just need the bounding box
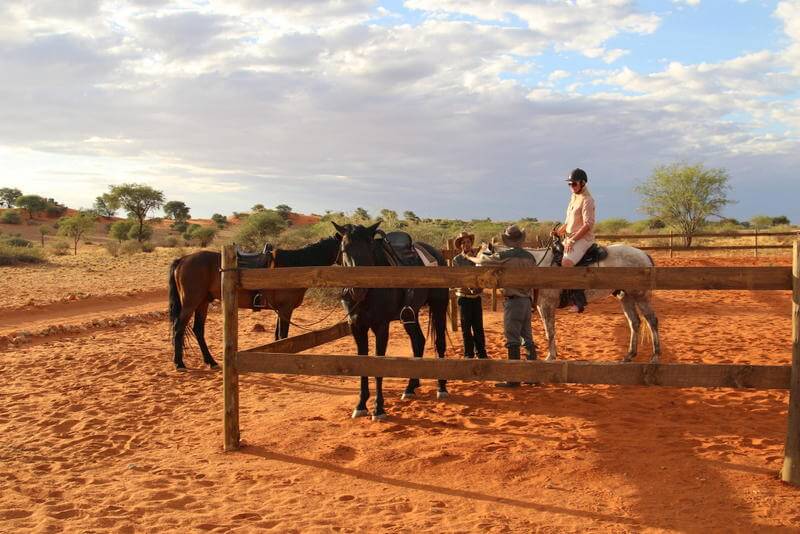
[275,236,340,267]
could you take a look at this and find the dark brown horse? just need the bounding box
[334,222,449,420]
[167,235,341,370]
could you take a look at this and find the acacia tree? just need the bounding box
[163,200,191,222]
[275,204,292,220]
[107,184,164,242]
[58,211,96,255]
[0,187,22,208]
[15,195,49,220]
[635,163,733,247]
[403,210,420,224]
[93,193,119,217]
[234,210,287,251]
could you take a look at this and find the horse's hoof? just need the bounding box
[372,413,387,422]
[175,365,187,372]
[623,354,635,363]
[649,356,660,364]
[208,362,220,370]
[545,356,556,362]
[400,392,415,400]
[436,390,449,400]
[351,409,369,418]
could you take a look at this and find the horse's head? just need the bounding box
[332,221,382,310]
[331,221,381,268]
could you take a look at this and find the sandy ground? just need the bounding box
[1,252,799,532]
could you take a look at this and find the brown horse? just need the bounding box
[167,235,341,370]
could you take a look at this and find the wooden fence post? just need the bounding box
[754,228,759,258]
[222,245,240,451]
[446,238,458,332]
[669,233,674,258]
[782,241,800,485]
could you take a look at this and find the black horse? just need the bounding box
[333,222,449,420]
[168,235,341,370]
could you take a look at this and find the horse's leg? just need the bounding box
[620,294,642,362]
[372,323,389,421]
[192,300,219,369]
[432,299,449,399]
[352,324,371,418]
[279,308,292,340]
[537,294,558,361]
[635,293,661,363]
[401,320,426,400]
[173,304,195,371]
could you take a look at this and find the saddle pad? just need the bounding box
[413,244,438,267]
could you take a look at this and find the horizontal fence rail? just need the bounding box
[240,265,793,291]
[238,353,792,390]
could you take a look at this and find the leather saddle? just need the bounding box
[378,231,436,323]
[236,243,274,270]
[551,238,607,267]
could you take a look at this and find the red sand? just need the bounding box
[1,254,799,532]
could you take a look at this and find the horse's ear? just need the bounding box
[332,222,348,236]
[367,220,381,236]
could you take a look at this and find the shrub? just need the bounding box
[109,220,134,242]
[596,218,631,234]
[128,224,153,242]
[50,240,70,256]
[190,226,216,247]
[141,241,155,253]
[162,236,179,247]
[45,204,67,217]
[171,220,189,234]
[4,237,32,248]
[0,210,21,224]
[104,241,120,257]
[120,241,142,255]
[0,243,46,265]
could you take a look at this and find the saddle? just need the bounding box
[236,243,274,270]
[379,232,438,323]
[236,243,274,311]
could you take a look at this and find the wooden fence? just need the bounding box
[442,230,799,317]
[221,242,800,486]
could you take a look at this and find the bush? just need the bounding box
[120,241,142,255]
[104,241,120,257]
[50,240,70,256]
[162,236,179,248]
[141,241,155,253]
[128,224,153,242]
[45,204,67,217]
[595,218,631,234]
[171,220,189,234]
[0,243,46,265]
[109,220,134,242]
[4,237,32,247]
[0,210,21,224]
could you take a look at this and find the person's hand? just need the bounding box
[564,238,574,253]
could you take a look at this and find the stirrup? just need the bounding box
[252,292,267,309]
[400,306,417,324]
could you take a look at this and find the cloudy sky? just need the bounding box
[1,0,798,222]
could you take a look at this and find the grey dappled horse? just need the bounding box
[484,242,661,362]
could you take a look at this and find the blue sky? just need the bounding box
[1,0,798,223]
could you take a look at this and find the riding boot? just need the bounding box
[495,345,520,388]
[570,289,587,313]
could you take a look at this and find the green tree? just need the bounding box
[403,210,420,224]
[379,209,398,226]
[750,215,773,230]
[0,187,22,208]
[163,200,191,222]
[15,195,48,220]
[93,194,119,217]
[109,220,134,242]
[38,226,50,247]
[635,163,733,247]
[596,218,630,234]
[772,215,791,226]
[58,211,96,255]
[235,210,287,251]
[188,226,217,247]
[251,204,266,212]
[107,183,164,242]
[211,213,228,228]
[353,207,370,222]
[128,224,153,242]
[275,204,292,220]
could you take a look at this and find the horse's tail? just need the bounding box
[168,258,182,338]
[646,253,655,267]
